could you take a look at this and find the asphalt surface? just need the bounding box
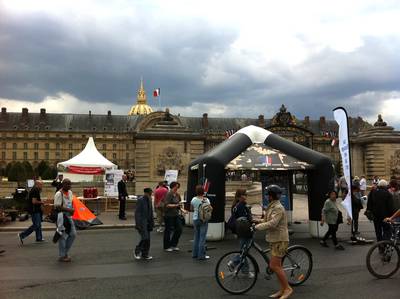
[0,224,398,299]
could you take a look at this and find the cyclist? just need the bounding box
[255,185,292,299]
[384,209,400,222]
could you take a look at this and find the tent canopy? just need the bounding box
[58,137,116,170]
[226,143,312,171]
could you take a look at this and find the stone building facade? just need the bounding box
[1,83,399,192]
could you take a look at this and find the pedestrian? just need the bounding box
[54,179,76,262]
[163,182,183,252]
[154,181,168,232]
[320,190,345,250]
[388,179,400,221]
[134,188,154,260]
[359,175,367,196]
[191,185,210,260]
[367,179,395,242]
[255,185,293,299]
[18,180,45,245]
[51,174,63,193]
[117,174,128,220]
[339,175,348,196]
[227,189,253,273]
[351,183,363,235]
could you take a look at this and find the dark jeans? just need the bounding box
[231,238,252,272]
[352,212,359,233]
[20,212,42,241]
[136,230,151,257]
[163,216,182,249]
[323,224,338,245]
[373,220,391,242]
[119,198,126,219]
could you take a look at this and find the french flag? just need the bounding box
[262,156,272,165]
[203,178,211,193]
[153,88,160,97]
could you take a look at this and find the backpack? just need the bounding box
[198,199,213,222]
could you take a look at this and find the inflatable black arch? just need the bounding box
[187,125,334,238]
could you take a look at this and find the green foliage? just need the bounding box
[7,162,27,182]
[5,162,14,177]
[35,160,49,177]
[42,166,57,180]
[22,161,34,179]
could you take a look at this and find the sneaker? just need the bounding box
[198,255,210,260]
[227,260,235,272]
[17,233,23,245]
[133,250,141,260]
[36,239,46,243]
[172,247,180,251]
[165,248,173,252]
[335,244,345,250]
[142,256,153,260]
[246,272,255,279]
[319,240,328,247]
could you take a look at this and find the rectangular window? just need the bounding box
[113,153,117,159]
[103,144,106,150]
[13,152,16,160]
[13,143,17,149]
[24,143,28,149]
[69,144,73,150]
[2,143,5,149]
[113,144,116,150]
[45,143,49,150]
[23,152,27,160]
[45,152,49,160]
[34,152,38,160]
[126,152,129,160]
[2,152,5,160]
[56,152,60,158]
[56,143,60,150]
[69,152,73,158]
[126,144,129,150]
[34,143,38,150]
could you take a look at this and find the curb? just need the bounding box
[0,224,135,232]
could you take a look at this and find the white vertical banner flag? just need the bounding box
[333,107,353,219]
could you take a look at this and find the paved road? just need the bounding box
[0,224,398,299]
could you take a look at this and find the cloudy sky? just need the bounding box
[1,0,400,128]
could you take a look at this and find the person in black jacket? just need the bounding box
[367,179,395,241]
[117,174,128,220]
[134,188,154,260]
[51,174,63,193]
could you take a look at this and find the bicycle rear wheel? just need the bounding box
[215,251,258,295]
[282,245,313,286]
[366,240,400,279]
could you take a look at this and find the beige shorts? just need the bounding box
[270,241,289,258]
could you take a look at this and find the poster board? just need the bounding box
[104,169,124,197]
[164,169,178,185]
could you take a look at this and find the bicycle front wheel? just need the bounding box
[215,251,258,295]
[282,245,313,286]
[366,240,400,279]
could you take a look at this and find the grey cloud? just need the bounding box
[0,11,400,129]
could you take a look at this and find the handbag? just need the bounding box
[178,214,185,226]
[364,210,374,221]
[336,210,343,224]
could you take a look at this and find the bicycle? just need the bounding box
[215,227,313,295]
[366,221,400,279]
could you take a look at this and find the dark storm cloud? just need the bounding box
[1,9,400,129]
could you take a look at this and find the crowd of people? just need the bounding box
[12,172,400,299]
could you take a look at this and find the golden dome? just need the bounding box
[128,78,153,115]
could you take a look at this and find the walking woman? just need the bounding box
[320,190,345,250]
[191,185,210,260]
[255,185,292,299]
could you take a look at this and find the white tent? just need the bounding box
[57,137,117,181]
